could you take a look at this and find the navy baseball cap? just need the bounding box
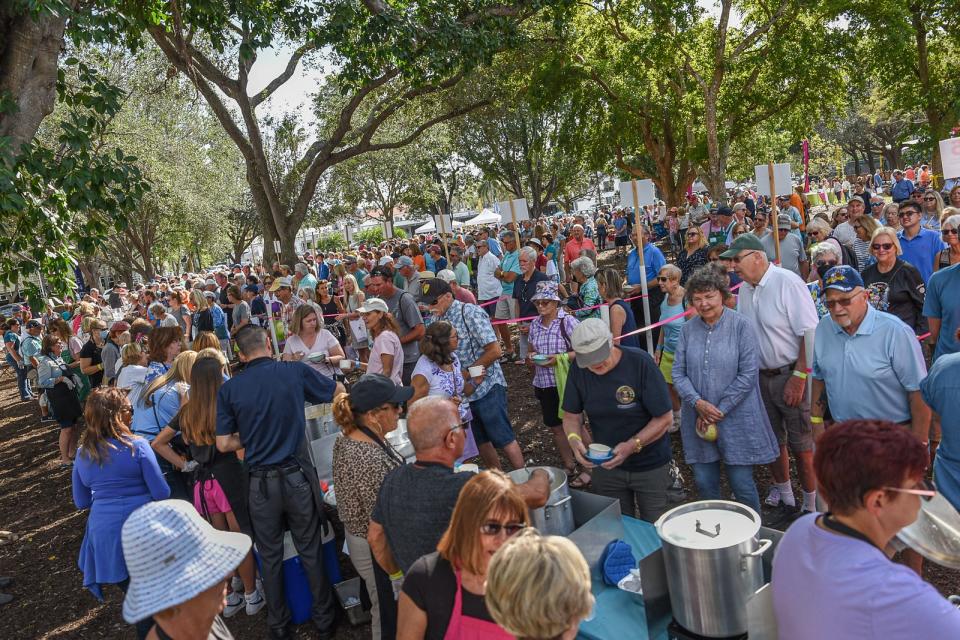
[822,265,864,292]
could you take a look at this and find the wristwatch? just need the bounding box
[633,437,643,454]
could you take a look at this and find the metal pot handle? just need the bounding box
[550,495,572,507]
[743,538,773,558]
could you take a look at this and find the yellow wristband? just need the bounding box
[810,416,824,424]
[792,370,807,380]
[567,433,582,442]
[389,571,403,580]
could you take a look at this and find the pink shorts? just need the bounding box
[193,478,232,516]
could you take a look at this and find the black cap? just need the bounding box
[243,285,259,294]
[350,374,414,413]
[25,319,42,329]
[369,265,393,279]
[420,278,451,305]
[716,205,733,218]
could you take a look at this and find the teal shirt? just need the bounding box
[499,250,522,296]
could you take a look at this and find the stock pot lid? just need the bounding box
[656,500,760,549]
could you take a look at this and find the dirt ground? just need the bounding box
[1,248,957,639]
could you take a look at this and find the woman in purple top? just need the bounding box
[527,280,586,487]
[73,388,170,606]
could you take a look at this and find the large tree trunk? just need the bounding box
[702,94,729,204]
[0,4,71,155]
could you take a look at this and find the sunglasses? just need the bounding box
[872,242,894,251]
[686,232,700,237]
[815,260,838,268]
[882,478,936,502]
[836,213,848,218]
[480,522,526,537]
[871,202,883,206]
[942,229,959,236]
[824,293,862,309]
[657,276,670,282]
[898,211,917,218]
[923,197,936,202]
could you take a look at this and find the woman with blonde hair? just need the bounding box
[336,273,369,362]
[881,202,901,230]
[935,213,960,271]
[189,289,214,338]
[486,529,594,640]
[153,354,265,618]
[861,226,926,335]
[72,387,169,635]
[398,470,530,639]
[116,342,150,407]
[333,374,413,640]
[282,303,344,379]
[921,188,944,229]
[131,350,198,500]
[852,214,880,271]
[191,330,220,353]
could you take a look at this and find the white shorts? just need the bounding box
[494,296,516,320]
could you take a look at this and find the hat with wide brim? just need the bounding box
[122,500,250,623]
[530,280,561,302]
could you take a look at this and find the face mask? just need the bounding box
[100,330,109,340]
[817,262,837,279]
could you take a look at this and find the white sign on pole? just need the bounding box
[618,179,656,209]
[343,225,353,245]
[432,213,454,234]
[384,220,394,239]
[495,198,529,222]
[754,163,793,197]
[939,138,960,180]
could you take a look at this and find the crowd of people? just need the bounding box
[1,170,959,638]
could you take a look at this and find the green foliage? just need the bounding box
[354,226,406,246]
[315,232,346,252]
[0,56,148,308]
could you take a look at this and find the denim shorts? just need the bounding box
[468,384,516,448]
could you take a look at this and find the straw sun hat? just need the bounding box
[121,500,251,623]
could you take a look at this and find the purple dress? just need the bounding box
[73,437,170,599]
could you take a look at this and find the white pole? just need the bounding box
[632,180,655,354]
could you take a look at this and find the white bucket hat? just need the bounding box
[121,500,251,623]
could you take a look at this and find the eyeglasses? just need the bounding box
[871,202,883,206]
[882,478,936,502]
[732,251,759,264]
[872,242,894,251]
[942,229,959,236]
[898,211,917,218]
[853,225,862,231]
[815,260,838,268]
[686,232,699,237]
[836,213,848,219]
[480,521,526,537]
[824,293,863,309]
[923,197,936,202]
[533,299,557,307]
[657,276,670,282]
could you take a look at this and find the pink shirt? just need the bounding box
[564,237,596,264]
[368,330,404,384]
[453,287,477,305]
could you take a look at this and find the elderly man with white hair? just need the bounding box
[563,224,595,276]
[293,262,318,293]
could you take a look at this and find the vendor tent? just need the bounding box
[414,218,464,234]
[462,209,501,226]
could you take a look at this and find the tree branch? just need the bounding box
[251,44,315,107]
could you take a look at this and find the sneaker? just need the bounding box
[231,576,243,593]
[40,416,55,423]
[763,504,802,530]
[670,412,681,433]
[764,485,782,507]
[223,591,245,618]
[245,589,266,615]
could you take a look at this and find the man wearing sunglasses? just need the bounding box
[723,234,820,522]
[771,420,960,640]
[811,266,929,443]
[896,201,946,284]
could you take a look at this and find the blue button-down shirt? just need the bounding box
[898,227,946,283]
[216,357,336,467]
[627,244,666,285]
[890,177,915,202]
[812,305,926,423]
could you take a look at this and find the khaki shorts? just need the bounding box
[759,369,812,451]
[494,296,516,320]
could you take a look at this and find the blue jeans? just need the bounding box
[691,462,761,514]
[6,357,31,400]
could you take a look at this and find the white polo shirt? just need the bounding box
[737,264,819,369]
[476,251,503,301]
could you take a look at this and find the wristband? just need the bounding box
[389,571,403,580]
[567,433,582,442]
[791,370,807,380]
[810,416,824,424]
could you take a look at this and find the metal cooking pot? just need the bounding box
[655,500,772,638]
[305,402,339,441]
[507,466,574,536]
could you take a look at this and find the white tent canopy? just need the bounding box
[414,218,464,234]
[462,209,501,226]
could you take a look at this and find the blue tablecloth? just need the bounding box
[577,516,669,640]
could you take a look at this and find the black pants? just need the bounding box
[249,467,336,633]
[632,287,664,348]
[118,579,156,639]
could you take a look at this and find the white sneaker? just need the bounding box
[765,485,782,507]
[670,411,681,433]
[223,591,245,618]
[245,589,266,616]
[231,576,243,593]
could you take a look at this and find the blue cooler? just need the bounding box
[256,527,343,624]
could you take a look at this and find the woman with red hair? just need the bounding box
[771,420,960,639]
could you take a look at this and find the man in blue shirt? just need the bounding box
[216,325,342,640]
[811,266,929,439]
[924,262,960,359]
[889,169,915,203]
[896,200,946,283]
[626,227,666,345]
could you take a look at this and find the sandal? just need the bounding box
[566,466,592,489]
